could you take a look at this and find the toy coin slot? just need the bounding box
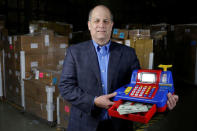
[108,100,157,124]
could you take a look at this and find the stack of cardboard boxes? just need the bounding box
[4,29,69,123]
[111,28,153,69]
[167,24,197,85]
[126,29,153,69]
[29,20,73,36]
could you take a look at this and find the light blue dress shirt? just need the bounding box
[92,40,111,120]
[92,40,110,95]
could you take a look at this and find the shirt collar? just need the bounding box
[92,40,111,53]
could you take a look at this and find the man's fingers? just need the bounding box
[174,95,179,102]
[106,92,117,98]
[167,101,173,110]
[167,93,178,110]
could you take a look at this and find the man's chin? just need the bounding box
[94,38,110,45]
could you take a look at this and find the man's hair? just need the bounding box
[88,5,113,22]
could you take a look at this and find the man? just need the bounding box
[59,5,178,131]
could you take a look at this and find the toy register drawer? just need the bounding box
[108,99,157,124]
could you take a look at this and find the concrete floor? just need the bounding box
[0,81,197,131]
[0,101,56,131]
[134,81,197,131]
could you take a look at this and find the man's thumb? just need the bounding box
[107,92,117,98]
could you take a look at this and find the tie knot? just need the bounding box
[98,46,107,56]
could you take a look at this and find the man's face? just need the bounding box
[88,6,113,45]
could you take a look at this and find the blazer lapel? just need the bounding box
[107,42,122,92]
[87,41,102,84]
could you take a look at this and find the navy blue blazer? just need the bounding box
[58,40,140,131]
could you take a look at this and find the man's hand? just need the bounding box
[167,92,179,110]
[94,92,117,109]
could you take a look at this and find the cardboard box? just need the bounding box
[112,28,129,40]
[29,20,73,36]
[25,79,58,121]
[25,97,57,121]
[15,35,44,52]
[53,35,69,54]
[24,79,59,103]
[0,28,8,41]
[59,97,71,129]
[134,39,153,69]
[125,39,153,69]
[124,39,135,48]
[129,29,150,39]
[4,74,21,106]
[40,30,54,48]
[111,38,125,44]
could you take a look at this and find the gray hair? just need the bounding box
[88,5,113,22]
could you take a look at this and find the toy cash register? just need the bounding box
[108,65,174,123]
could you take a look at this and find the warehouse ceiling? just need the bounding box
[0,0,196,34]
[44,0,197,30]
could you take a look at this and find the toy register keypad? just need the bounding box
[128,85,157,99]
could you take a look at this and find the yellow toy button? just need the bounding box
[124,87,132,95]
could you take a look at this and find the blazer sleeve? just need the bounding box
[58,47,95,114]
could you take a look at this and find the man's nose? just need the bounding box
[98,21,105,27]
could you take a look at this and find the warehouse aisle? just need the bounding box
[0,102,56,131]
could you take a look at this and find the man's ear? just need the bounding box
[88,21,91,30]
[111,21,114,28]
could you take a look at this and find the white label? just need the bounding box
[8,36,12,44]
[60,43,67,48]
[35,70,39,80]
[31,61,38,67]
[59,60,64,65]
[31,43,38,48]
[125,40,131,47]
[45,35,50,46]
